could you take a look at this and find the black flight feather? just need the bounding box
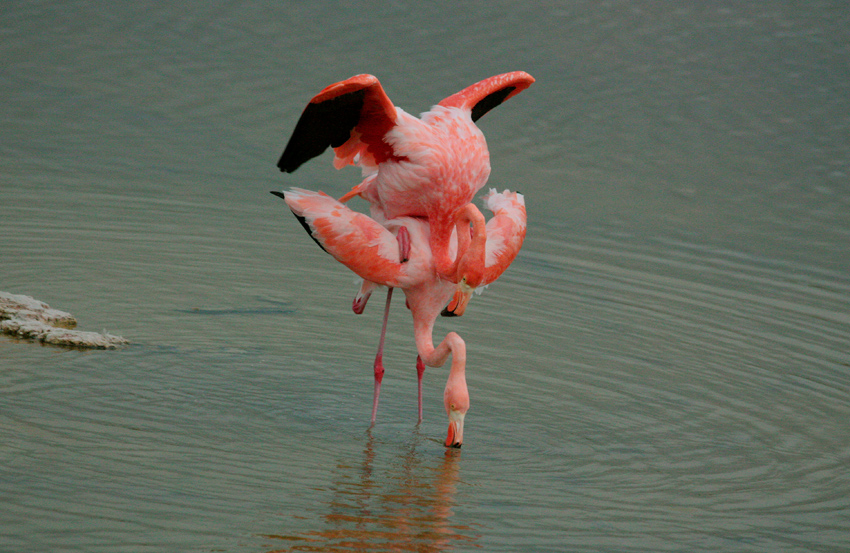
[277,89,366,173]
[470,86,516,122]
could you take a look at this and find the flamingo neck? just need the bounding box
[434,204,487,283]
[415,323,467,408]
[432,224,459,280]
[455,204,486,287]
[412,308,465,370]
[445,334,466,382]
[441,332,468,421]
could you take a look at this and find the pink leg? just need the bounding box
[369,227,409,424]
[396,226,411,262]
[416,355,425,422]
[370,287,393,424]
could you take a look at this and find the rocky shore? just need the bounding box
[0,292,128,349]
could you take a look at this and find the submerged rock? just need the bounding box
[0,291,128,349]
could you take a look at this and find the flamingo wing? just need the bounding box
[438,71,535,122]
[272,188,408,287]
[277,75,399,173]
[482,189,527,285]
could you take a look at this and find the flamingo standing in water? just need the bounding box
[276,72,534,436]
[273,188,527,447]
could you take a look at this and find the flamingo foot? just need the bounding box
[396,226,411,262]
[353,280,375,314]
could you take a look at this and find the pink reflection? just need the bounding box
[262,432,481,552]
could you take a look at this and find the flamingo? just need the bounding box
[273,187,527,447]
[276,72,534,417]
[277,71,534,287]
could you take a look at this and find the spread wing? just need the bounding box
[438,71,535,122]
[277,75,399,173]
[272,188,408,287]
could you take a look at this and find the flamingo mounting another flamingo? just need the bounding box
[277,71,534,287]
[273,188,527,447]
[275,72,532,446]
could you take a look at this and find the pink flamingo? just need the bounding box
[277,71,534,286]
[273,187,527,447]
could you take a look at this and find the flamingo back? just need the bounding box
[371,106,491,222]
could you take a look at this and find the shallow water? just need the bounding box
[2,2,849,552]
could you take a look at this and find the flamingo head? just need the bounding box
[443,204,486,317]
[444,380,470,448]
[442,278,475,317]
[442,248,484,317]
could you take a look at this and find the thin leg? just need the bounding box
[416,355,425,422]
[370,287,393,424]
[369,227,408,425]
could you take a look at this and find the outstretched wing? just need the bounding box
[272,188,407,287]
[277,75,399,173]
[438,71,535,122]
[482,189,527,285]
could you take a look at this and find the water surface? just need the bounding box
[2,2,849,552]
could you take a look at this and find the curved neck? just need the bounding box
[413,313,466,373]
[455,204,486,287]
[434,204,487,282]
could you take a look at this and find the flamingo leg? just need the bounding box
[370,287,393,424]
[369,226,410,425]
[416,355,425,422]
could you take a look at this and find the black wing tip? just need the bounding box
[277,87,369,174]
[277,152,303,173]
[470,86,517,122]
[277,152,305,173]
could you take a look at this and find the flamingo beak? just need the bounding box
[442,282,474,317]
[445,411,465,448]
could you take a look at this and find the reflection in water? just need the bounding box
[262,430,480,552]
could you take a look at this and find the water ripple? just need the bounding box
[451,227,850,551]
